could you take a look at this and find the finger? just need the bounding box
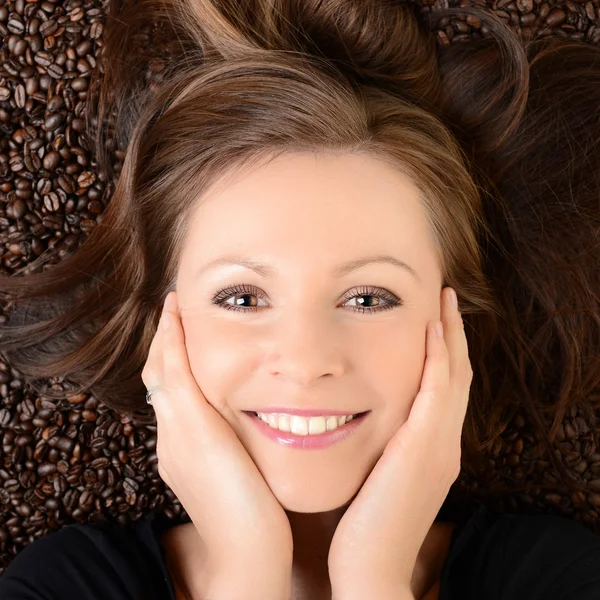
[141,307,166,391]
[162,291,194,386]
[440,288,473,429]
[406,318,449,430]
[441,288,471,386]
[160,291,211,420]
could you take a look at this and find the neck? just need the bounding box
[284,505,348,599]
[284,507,456,600]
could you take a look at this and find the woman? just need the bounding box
[1,1,599,599]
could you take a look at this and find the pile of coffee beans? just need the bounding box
[1,0,600,575]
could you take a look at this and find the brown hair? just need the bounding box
[1,0,599,501]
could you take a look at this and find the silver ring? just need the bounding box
[145,386,161,406]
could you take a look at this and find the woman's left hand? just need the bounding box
[327,287,473,600]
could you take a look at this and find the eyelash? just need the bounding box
[210,283,404,314]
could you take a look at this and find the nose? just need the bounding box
[264,311,346,387]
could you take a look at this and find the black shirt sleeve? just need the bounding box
[0,511,177,600]
[440,500,600,600]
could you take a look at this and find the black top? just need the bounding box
[1,500,600,599]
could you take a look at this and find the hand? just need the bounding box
[327,287,472,599]
[141,291,293,594]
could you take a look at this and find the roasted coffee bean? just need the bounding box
[24,151,41,172]
[43,192,60,212]
[88,20,103,39]
[57,173,74,193]
[47,63,64,79]
[21,399,35,419]
[0,408,12,427]
[44,112,65,132]
[90,437,108,453]
[15,434,34,447]
[14,84,26,109]
[547,9,567,27]
[7,18,25,35]
[71,77,88,92]
[37,462,56,477]
[39,18,57,37]
[77,171,96,188]
[47,95,64,112]
[33,50,52,67]
[42,150,61,170]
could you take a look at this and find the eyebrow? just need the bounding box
[197,254,420,282]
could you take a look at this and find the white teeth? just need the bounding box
[255,412,356,435]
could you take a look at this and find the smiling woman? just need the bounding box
[0,0,600,599]
[171,151,450,514]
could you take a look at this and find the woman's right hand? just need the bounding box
[141,291,293,597]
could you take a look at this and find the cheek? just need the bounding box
[181,318,252,413]
[370,322,427,417]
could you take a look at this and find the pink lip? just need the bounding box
[247,407,365,417]
[245,411,370,449]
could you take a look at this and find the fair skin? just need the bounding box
[163,151,459,599]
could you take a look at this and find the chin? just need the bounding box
[271,477,362,513]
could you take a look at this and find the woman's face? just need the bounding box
[176,152,443,512]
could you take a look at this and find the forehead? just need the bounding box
[179,152,440,283]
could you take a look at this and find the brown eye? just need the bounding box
[211,284,403,314]
[340,286,403,314]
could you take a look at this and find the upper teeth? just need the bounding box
[256,413,356,435]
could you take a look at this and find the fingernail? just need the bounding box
[435,320,444,338]
[162,311,171,331]
[448,288,458,309]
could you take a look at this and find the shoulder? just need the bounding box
[441,502,600,600]
[0,513,176,600]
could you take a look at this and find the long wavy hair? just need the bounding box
[1,0,599,501]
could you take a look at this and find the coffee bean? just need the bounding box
[71,7,86,22]
[34,50,52,67]
[0,408,11,427]
[546,8,567,26]
[57,173,74,193]
[77,171,96,188]
[76,125,91,143]
[7,18,25,35]
[16,434,34,447]
[32,441,48,462]
[41,214,63,230]
[21,399,35,419]
[15,84,26,109]
[39,18,57,37]
[37,462,56,477]
[47,95,64,112]
[44,112,65,132]
[24,152,41,173]
[47,63,64,79]
[42,150,60,170]
[71,77,88,92]
[76,58,91,74]
[90,21,103,39]
[43,192,60,212]
[9,155,25,172]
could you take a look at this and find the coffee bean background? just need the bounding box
[1,0,600,575]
